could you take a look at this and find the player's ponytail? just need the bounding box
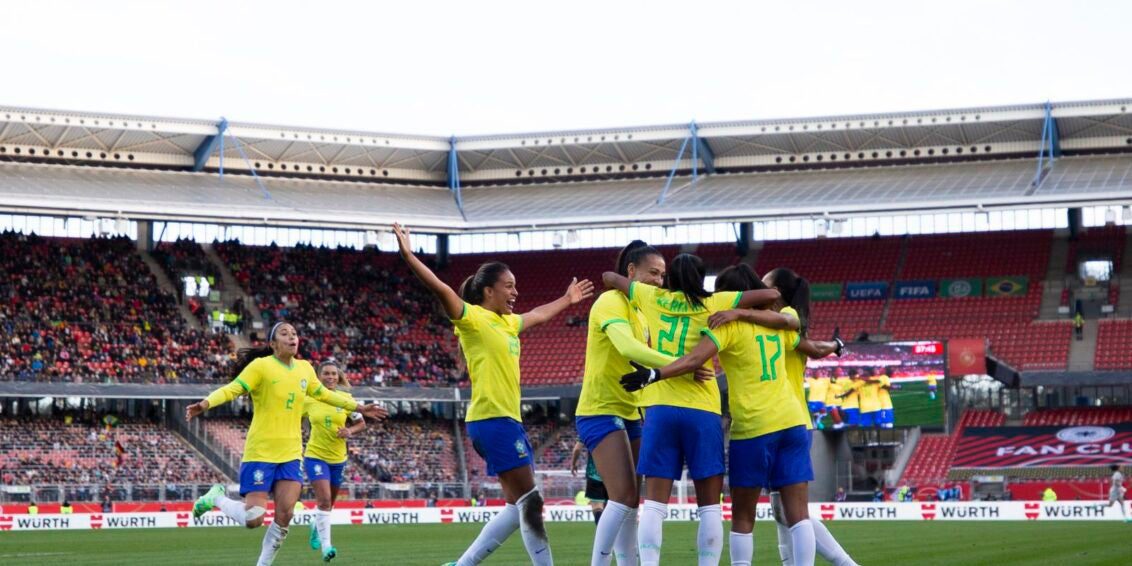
[615,240,662,277]
[713,263,766,293]
[664,253,711,309]
[459,261,510,305]
[767,267,811,337]
[231,321,287,378]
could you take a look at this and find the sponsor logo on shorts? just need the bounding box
[514,439,528,458]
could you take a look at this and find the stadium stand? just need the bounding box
[900,409,1005,487]
[214,242,462,386]
[1021,406,1132,426]
[1095,319,1132,370]
[0,232,234,384]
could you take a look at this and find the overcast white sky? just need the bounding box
[1,1,1128,137]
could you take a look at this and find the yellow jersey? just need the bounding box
[808,377,830,403]
[779,307,810,425]
[927,374,938,387]
[825,378,844,407]
[702,322,808,440]
[453,302,523,422]
[578,290,647,420]
[205,356,358,463]
[628,281,740,414]
[874,375,894,410]
[303,392,361,464]
[860,381,882,413]
[841,380,861,410]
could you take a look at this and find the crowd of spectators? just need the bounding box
[215,241,461,386]
[0,232,234,384]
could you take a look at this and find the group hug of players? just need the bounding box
[181,223,862,566]
[805,366,898,430]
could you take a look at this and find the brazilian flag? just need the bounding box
[985,276,1028,297]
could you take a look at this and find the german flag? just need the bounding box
[114,440,126,467]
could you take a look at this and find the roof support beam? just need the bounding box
[448,136,465,218]
[192,118,228,172]
[691,121,715,175]
[1031,102,1061,189]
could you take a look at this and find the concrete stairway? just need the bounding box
[202,243,265,334]
[1066,319,1098,371]
[1039,232,1070,320]
[138,249,201,330]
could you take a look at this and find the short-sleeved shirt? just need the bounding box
[303,392,361,464]
[874,375,894,409]
[779,307,809,426]
[205,356,358,463]
[825,378,844,407]
[808,377,830,402]
[702,321,809,440]
[453,302,524,422]
[628,282,740,415]
[1112,472,1125,493]
[578,290,645,420]
[841,380,861,409]
[859,381,882,413]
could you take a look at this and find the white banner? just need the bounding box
[1,501,1129,531]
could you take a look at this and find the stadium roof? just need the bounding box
[0,98,1130,232]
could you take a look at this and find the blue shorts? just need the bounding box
[467,417,533,476]
[844,408,861,427]
[859,411,879,428]
[729,426,814,490]
[304,457,347,487]
[637,405,724,481]
[878,409,895,425]
[239,460,302,496]
[807,401,826,414]
[576,415,643,453]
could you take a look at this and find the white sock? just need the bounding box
[696,504,723,566]
[770,492,793,566]
[638,500,667,566]
[613,506,639,566]
[457,504,519,566]
[256,522,288,566]
[812,518,857,566]
[516,489,553,566]
[729,531,753,566]
[215,495,248,524]
[593,500,633,565]
[789,520,816,566]
[316,509,332,550]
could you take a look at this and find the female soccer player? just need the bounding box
[186,322,387,566]
[580,240,709,565]
[393,223,593,566]
[603,254,778,566]
[620,264,816,565]
[705,266,857,566]
[303,359,366,562]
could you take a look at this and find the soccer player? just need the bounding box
[185,322,387,566]
[824,371,845,430]
[871,367,895,429]
[394,223,593,566]
[709,266,857,566]
[1108,464,1129,522]
[840,369,862,427]
[621,264,816,566]
[579,240,695,566]
[857,368,882,429]
[603,255,779,566]
[926,373,938,400]
[303,359,366,562]
[806,369,830,429]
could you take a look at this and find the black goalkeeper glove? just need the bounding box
[620,361,660,392]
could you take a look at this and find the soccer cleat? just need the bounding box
[192,483,225,518]
[309,523,321,550]
[321,546,337,562]
[440,563,458,566]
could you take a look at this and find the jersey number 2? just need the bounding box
[285,392,295,410]
[657,314,691,356]
[755,335,782,381]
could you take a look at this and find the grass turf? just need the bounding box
[2,520,1130,565]
[815,380,945,430]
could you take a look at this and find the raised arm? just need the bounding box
[308,381,388,420]
[601,271,631,295]
[521,277,595,331]
[394,223,463,319]
[797,338,842,359]
[708,308,799,330]
[186,378,249,420]
[737,288,781,309]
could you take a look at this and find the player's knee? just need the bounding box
[275,509,293,527]
[731,517,754,534]
[519,490,546,537]
[317,501,333,512]
[245,506,266,529]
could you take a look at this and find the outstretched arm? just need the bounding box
[737,289,781,309]
[708,308,799,330]
[798,339,840,359]
[602,271,631,295]
[394,223,463,320]
[621,338,719,392]
[521,277,595,331]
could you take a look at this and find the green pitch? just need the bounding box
[815,380,945,429]
[3,521,1130,565]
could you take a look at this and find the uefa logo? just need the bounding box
[1056,426,1115,444]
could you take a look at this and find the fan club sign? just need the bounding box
[2,502,1129,530]
[953,424,1132,468]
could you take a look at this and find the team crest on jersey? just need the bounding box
[613,417,625,430]
[514,439,528,458]
[313,464,323,476]
[300,379,308,390]
[253,469,265,484]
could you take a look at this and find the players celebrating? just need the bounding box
[186,322,387,566]
[303,359,367,562]
[394,223,594,566]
